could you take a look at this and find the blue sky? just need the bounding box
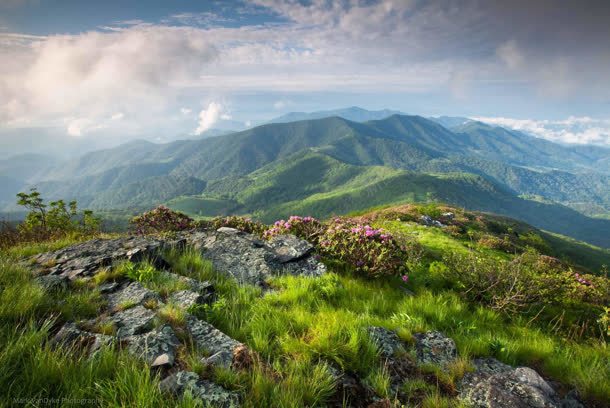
[1,0,610,153]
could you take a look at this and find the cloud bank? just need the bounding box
[474,116,610,146]
[0,0,609,146]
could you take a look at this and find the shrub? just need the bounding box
[263,216,325,243]
[442,249,610,339]
[477,234,515,253]
[1,189,101,248]
[130,206,194,235]
[211,216,266,235]
[319,218,406,278]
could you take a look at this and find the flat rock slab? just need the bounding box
[31,236,167,281]
[125,324,180,368]
[186,315,243,368]
[459,358,585,408]
[169,290,208,309]
[111,305,156,337]
[413,331,457,367]
[184,228,326,286]
[107,281,161,311]
[52,322,113,355]
[159,371,239,407]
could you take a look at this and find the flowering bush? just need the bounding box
[130,206,194,235]
[211,216,266,235]
[318,218,406,278]
[263,215,325,243]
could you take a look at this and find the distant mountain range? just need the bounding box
[1,110,609,247]
[269,106,404,123]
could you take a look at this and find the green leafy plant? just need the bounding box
[125,262,158,283]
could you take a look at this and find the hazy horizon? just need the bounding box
[2,0,610,157]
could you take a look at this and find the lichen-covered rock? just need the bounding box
[110,305,156,337]
[159,371,239,407]
[107,281,161,311]
[186,316,244,368]
[368,326,406,358]
[413,331,457,367]
[124,324,180,368]
[266,234,313,262]
[30,236,168,280]
[182,229,326,285]
[158,271,214,300]
[169,290,208,309]
[35,274,69,292]
[459,358,585,408]
[52,322,113,354]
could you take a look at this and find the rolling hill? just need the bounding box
[9,114,609,247]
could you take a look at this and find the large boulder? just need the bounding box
[183,228,326,286]
[459,358,585,408]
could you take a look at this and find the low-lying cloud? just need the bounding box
[474,116,610,146]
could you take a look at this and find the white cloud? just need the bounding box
[1,0,610,148]
[195,102,226,135]
[473,116,610,146]
[273,100,289,110]
[66,118,104,137]
[110,112,124,120]
[496,40,524,70]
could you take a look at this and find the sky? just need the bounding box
[1,0,610,156]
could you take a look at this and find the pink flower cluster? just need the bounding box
[263,215,320,239]
[131,206,194,235]
[574,273,593,286]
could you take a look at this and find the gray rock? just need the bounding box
[159,371,239,407]
[52,322,113,354]
[106,282,161,311]
[35,274,69,292]
[111,305,156,337]
[169,290,207,309]
[124,324,180,367]
[266,234,313,262]
[183,230,326,286]
[158,270,214,299]
[186,316,243,368]
[413,331,457,367]
[98,281,120,294]
[459,358,585,408]
[31,236,167,281]
[420,215,445,228]
[368,326,406,358]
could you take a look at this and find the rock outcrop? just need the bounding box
[28,228,327,407]
[183,228,326,286]
[159,371,239,407]
[31,229,326,287]
[459,358,585,408]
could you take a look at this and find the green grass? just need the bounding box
[1,227,609,407]
[164,249,609,406]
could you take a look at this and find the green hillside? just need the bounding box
[166,150,610,247]
[15,115,609,246]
